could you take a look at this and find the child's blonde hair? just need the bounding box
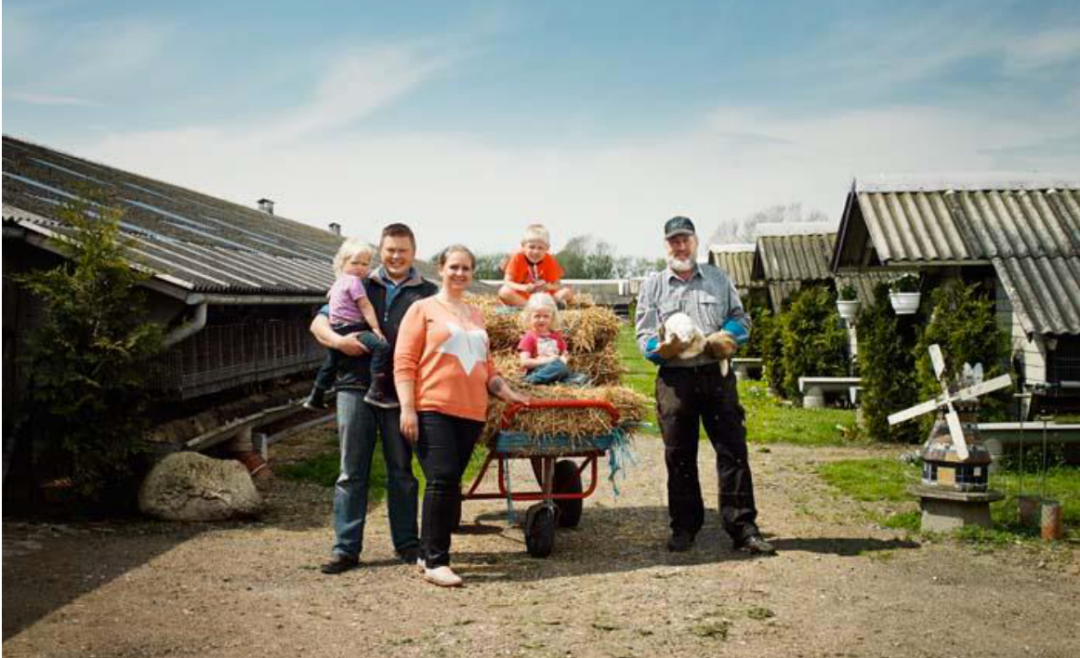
[521,292,559,330]
[522,224,550,247]
[333,238,375,275]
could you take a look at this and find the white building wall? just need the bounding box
[995,274,1047,384]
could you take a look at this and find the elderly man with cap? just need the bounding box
[635,216,775,555]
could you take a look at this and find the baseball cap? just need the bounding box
[664,216,696,239]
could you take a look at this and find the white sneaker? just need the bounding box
[422,565,463,587]
[416,557,426,574]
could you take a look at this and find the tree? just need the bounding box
[473,252,509,280]
[707,203,830,246]
[555,235,618,279]
[15,192,165,502]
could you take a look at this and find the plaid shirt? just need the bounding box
[634,263,751,368]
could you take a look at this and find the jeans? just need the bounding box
[331,390,419,559]
[415,411,484,568]
[655,363,759,542]
[523,359,588,386]
[318,323,390,391]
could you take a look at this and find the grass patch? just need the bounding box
[818,458,918,502]
[740,380,859,447]
[278,434,491,504]
[818,457,1080,541]
[617,324,859,447]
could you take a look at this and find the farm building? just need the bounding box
[2,135,489,462]
[830,177,1080,411]
[3,135,348,408]
[748,224,885,312]
[706,243,767,309]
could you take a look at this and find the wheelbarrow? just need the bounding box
[460,399,623,558]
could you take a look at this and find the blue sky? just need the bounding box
[4,0,1080,258]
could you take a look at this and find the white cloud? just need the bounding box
[249,43,454,146]
[3,13,175,101]
[6,91,102,107]
[1003,28,1080,73]
[77,99,1080,260]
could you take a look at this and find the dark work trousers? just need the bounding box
[656,363,760,542]
[415,411,484,567]
[313,323,390,391]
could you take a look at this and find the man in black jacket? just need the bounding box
[310,223,437,574]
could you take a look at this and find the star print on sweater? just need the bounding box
[394,297,498,422]
[438,321,489,376]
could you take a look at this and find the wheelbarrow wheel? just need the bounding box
[553,460,583,528]
[524,503,556,558]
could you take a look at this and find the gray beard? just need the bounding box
[668,256,695,273]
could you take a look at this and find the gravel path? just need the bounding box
[4,436,1079,658]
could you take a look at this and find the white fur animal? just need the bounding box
[663,312,706,359]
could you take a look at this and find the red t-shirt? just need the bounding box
[517,330,568,363]
[504,252,564,295]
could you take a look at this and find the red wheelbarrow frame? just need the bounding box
[462,399,621,504]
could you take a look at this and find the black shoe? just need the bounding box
[319,555,359,574]
[734,534,776,556]
[396,546,419,564]
[363,376,400,409]
[303,388,328,411]
[667,530,696,553]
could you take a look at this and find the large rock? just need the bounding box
[139,452,262,521]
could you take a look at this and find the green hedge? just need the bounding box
[779,286,848,402]
[857,284,922,442]
[757,307,785,396]
[914,280,1011,435]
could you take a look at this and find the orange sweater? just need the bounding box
[393,297,497,422]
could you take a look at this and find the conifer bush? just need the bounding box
[915,280,1011,434]
[779,286,848,402]
[857,284,921,442]
[15,194,165,502]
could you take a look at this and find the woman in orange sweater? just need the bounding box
[395,245,529,587]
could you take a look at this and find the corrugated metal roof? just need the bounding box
[3,136,342,296]
[753,232,836,282]
[838,186,1080,265]
[832,180,1080,335]
[706,244,760,290]
[3,136,494,298]
[994,256,1080,336]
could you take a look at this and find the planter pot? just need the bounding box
[889,291,921,315]
[836,299,861,322]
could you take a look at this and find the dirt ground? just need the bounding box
[4,433,1079,658]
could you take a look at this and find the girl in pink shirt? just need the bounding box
[304,238,393,410]
[395,245,528,587]
[517,293,590,386]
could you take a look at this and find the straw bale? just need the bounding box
[567,345,623,385]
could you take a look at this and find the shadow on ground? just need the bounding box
[431,504,922,584]
[2,477,330,640]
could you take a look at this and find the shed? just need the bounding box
[749,224,886,312]
[706,243,767,308]
[830,176,1080,399]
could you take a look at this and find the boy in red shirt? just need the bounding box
[498,224,575,307]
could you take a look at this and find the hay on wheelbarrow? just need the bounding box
[480,383,651,450]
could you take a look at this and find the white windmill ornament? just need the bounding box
[888,344,1011,530]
